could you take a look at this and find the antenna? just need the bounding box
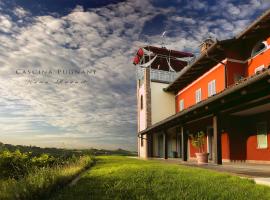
[161,31,167,47]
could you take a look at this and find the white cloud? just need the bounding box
[0,15,12,32]
[0,0,269,150]
[0,0,170,150]
[14,6,30,18]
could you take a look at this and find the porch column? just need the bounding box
[147,133,153,157]
[163,131,168,159]
[181,126,188,161]
[175,129,180,158]
[213,114,222,164]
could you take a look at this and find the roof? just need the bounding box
[165,8,270,93]
[134,46,194,72]
[144,46,194,58]
[164,39,235,92]
[236,9,270,40]
[139,68,270,135]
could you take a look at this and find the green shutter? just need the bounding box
[257,122,268,149]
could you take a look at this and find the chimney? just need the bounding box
[199,38,215,53]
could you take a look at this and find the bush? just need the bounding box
[0,155,93,200]
[0,149,87,180]
[0,150,31,179]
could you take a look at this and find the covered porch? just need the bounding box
[141,69,270,165]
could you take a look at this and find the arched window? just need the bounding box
[251,41,267,57]
[140,95,143,110]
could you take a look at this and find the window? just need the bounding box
[257,122,268,149]
[208,80,216,97]
[179,99,184,111]
[140,95,143,110]
[195,88,202,103]
[251,41,267,57]
[255,65,265,74]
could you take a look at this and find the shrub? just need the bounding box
[0,149,86,180]
[189,131,205,153]
[0,155,93,200]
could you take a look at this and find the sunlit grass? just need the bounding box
[0,156,93,200]
[53,156,270,200]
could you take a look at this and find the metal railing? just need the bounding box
[136,67,178,83]
[150,69,178,83]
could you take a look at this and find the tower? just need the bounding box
[133,46,194,158]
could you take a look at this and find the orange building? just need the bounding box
[135,9,270,164]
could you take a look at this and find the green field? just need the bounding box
[53,156,270,200]
[0,146,95,200]
[0,143,135,200]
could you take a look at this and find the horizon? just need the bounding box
[0,141,136,152]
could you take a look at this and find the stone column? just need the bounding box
[144,68,152,158]
[144,67,152,128]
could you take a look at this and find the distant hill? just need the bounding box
[0,142,137,157]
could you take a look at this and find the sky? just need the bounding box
[0,0,269,151]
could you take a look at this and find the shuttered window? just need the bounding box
[179,99,184,111]
[195,88,202,103]
[257,122,268,149]
[208,80,216,97]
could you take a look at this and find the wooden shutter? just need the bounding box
[212,80,216,95]
[208,82,212,97]
[180,99,184,111]
[196,88,201,103]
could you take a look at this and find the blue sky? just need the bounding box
[0,0,269,150]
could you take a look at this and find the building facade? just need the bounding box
[135,9,270,164]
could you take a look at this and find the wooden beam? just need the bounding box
[213,115,222,164]
[181,126,188,161]
[221,95,270,115]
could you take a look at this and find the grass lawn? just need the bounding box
[52,156,270,200]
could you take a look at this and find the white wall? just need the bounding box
[151,82,175,124]
[138,134,148,158]
[137,81,148,158]
[137,80,176,158]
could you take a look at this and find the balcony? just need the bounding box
[136,67,178,83]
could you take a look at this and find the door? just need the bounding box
[207,127,214,160]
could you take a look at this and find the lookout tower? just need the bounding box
[133,46,194,158]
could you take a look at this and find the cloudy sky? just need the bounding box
[0,0,269,151]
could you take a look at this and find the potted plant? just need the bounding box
[189,131,209,164]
